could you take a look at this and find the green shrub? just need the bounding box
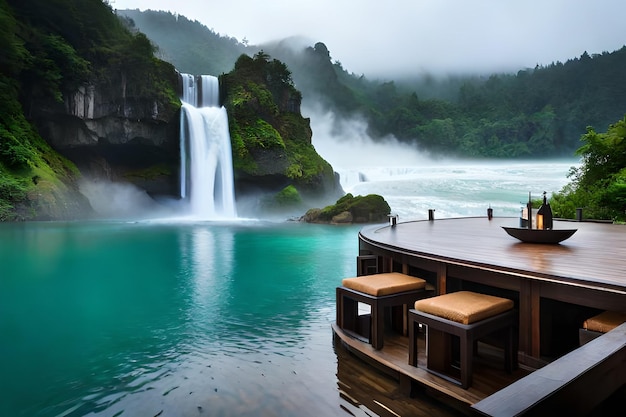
[274,185,302,205]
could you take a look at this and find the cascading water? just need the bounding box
[179,74,237,219]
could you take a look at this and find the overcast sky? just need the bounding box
[112,0,626,77]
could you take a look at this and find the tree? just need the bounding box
[551,116,626,222]
[575,117,626,186]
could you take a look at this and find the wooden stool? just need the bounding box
[336,272,431,350]
[579,310,626,345]
[408,291,516,389]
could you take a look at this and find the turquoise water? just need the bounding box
[0,220,361,416]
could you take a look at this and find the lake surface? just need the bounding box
[0,161,576,416]
[1,221,367,416]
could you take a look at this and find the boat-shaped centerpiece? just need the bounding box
[502,226,577,244]
[504,191,577,244]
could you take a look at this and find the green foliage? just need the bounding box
[123,164,171,181]
[0,2,31,77]
[274,185,302,205]
[4,0,180,118]
[15,32,91,103]
[228,52,301,108]
[243,119,284,149]
[279,45,626,158]
[575,119,626,185]
[42,34,91,87]
[0,88,82,221]
[227,83,285,172]
[0,71,41,173]
[259,185,304,214]
[551,116,626,222]
[228,122,256,172]
[0,166,27,202]
[0,127,32,170]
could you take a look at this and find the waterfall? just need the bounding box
[179,74,237,219]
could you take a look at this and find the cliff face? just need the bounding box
[31,77,181,199]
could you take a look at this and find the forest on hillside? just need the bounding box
[119,9,626,159]
[0,0,179,220]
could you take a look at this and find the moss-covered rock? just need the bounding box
[331,211,353,224]
[302,193,391,224]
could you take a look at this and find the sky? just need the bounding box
[112,0,626,77]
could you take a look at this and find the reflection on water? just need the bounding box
[5,220,435,417]
[183,226,234,341]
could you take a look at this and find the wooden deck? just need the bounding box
[333,217,626,415]
[332,322,532,411]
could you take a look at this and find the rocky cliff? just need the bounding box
[31,73,181,199]
[221,52,343,217]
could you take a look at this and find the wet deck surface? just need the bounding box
[359,217,626,293]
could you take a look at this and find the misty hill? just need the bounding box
[117,9,253,76]
[118,9,626,159]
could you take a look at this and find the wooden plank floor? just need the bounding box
[334,335,467,417]
[332,323,532,414]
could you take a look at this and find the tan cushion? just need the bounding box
[342,272,426,296]
[414,291,514,325]
[583,311,626,333]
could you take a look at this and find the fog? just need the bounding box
[79,178,176,219]
[305,104,434,170]
[114,0,626,77]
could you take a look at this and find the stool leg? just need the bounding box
[408,315,418,366]
[460,334,473,389]
[337,289,358,332]
[512,325,518,370]
[504,325,516,373]
[372,300,384,349]
[336,288,342,328]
